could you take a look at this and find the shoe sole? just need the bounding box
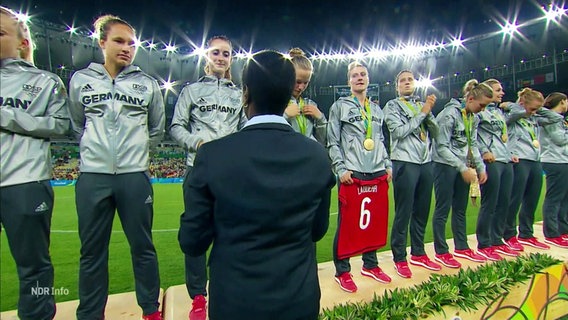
[504,243,524,251]
[544,239,568,249]
[517,240,550,250]
[409,259,442,271]
[394,266,412,279]
[361,269,391,284]
[493,249,520,257]
[334,277,357,293]
[434,256,461,269]
[476,251,502,262]
[453,252,486,263]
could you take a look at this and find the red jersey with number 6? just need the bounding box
[336,176,389,260]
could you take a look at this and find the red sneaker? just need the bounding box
[453,248,487,263]
[335,272,357,293]
[142,311,162,320]
[361,266,392,284]
[493,244,521,257]
[504,236,524,251]
[434,253,461,269]
[477,247,503,261]
[409,255,442,271]
[562,234,568,241]
[189,295,207,320]
[394,261,412,279]
[544,236,568,249]
[517,237,550,249]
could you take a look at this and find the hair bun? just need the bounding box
[288,48,305,58]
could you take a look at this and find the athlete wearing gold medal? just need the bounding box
[327,61,392,293]
[502,88,560,250]
[384,70,442,276]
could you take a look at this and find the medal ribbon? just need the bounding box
[353,96,372,139]
[461,108,474,148]
[518,118,537,146]
[295,97,308,135]
[491,109,508,140]
[400,97,426,139]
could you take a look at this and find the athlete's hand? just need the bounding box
[302,104,323,119]
[284,103,300,118]
[482,152,495,163]
[197,140,205,149]
[461,168,477,184]
[511,155,519,163]
[340,171,354,185]
[386,169,392,183]
[478,171,488,184]
[421,94,436,114]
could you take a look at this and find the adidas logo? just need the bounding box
[144,195,153,204]
[81,84,94,92]
[35,202,49,213]
[196,97,208,104]
[348,110,356,116]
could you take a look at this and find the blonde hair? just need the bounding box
[347,61,367,80]
[482,78,500,88]
[0,6,34,63]
[543,92,567,109]
[517,88,544,104]
[93,14,135,41]
[462,79,493,99]
[204,35,232,80]
[288,48,313,73]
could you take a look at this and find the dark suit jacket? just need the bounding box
[179,122,335,320]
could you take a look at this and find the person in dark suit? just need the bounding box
[178,50,335,320]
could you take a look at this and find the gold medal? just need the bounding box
[501,133,508,143]
[363,138,375,151]
[420,131,426,141]
[532,140,540,148]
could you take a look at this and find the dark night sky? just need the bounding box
[2,0,553,52]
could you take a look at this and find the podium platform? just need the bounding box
[2,223,567,319]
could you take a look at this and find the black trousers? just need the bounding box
[476,161,513,248]
[182,167,208,299]
[0,181,55,320]
[542,162,568,238]
[505,160,543,240]
[390,161,433,262]
[76,172,160,319]
[432,163,471,254]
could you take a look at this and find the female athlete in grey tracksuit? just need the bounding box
[170,35,246,319]
[474,79,517,257]
[536,92,568,247]
[384,70,440,277]
[503,88,560,250]
[432,80,491,263]
[0,7,69,320]
[69,15,165,320]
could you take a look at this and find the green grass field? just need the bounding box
[0,183,545,311]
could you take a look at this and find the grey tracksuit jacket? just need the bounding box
[1,58,70,187]
[539,112,568,163]
[283,97,327,145]
[504,103,561,161]
[383,97,439,164]
[432,99,485,173]
[169,75,246,167]
[327,96,391,177]
[476,105,511,163]
[69,63,165,174]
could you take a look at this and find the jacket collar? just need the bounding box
[1,58,34,69]
[87,62,141,78]
[199,74,235,87]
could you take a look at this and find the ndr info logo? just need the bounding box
[31,281,69,297]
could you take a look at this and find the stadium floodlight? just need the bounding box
[15,12,30,23]
[415,78,433,88]
[348,51,365,60]
[164,44,177,53]
[501,22,518,35]
[147,42,157,49]
[89,30,100,40]
[192,46,207,57]
[451,38,464,47]
[133,38,143,48]
[367,49,389,60]
[544,6,566,21]
[161,80,174,91]
[66,26,77,35]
